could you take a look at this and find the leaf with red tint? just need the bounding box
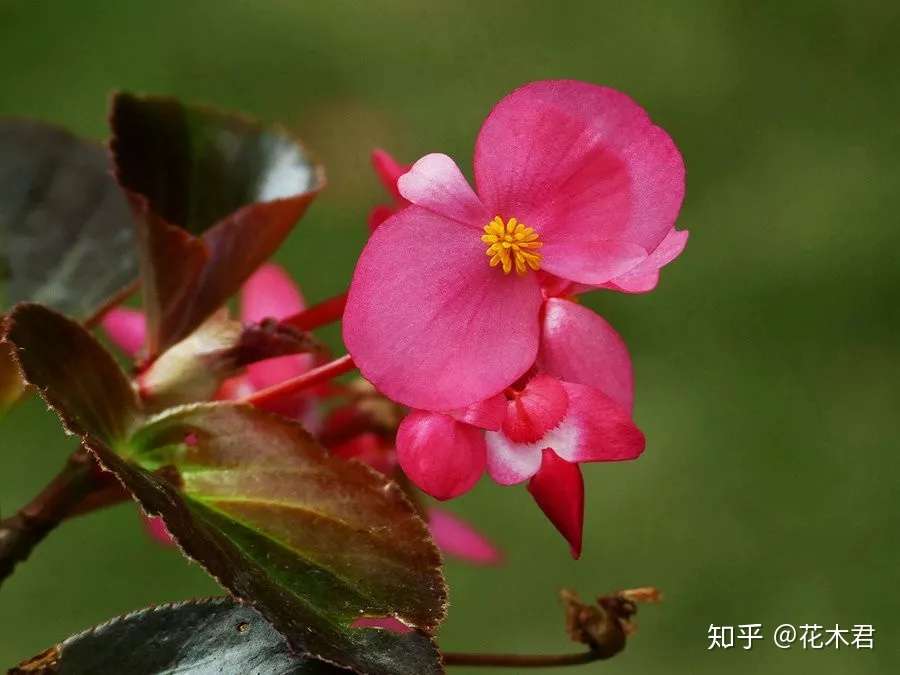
[4,303,446,675]
[2,304,140,444]
[110,93,325,357]
[0,341,23,414]
[0,120,138,322]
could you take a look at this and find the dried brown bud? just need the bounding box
[560,586,662,658]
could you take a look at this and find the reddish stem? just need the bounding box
[443,649,607,668]
[0,449,98,586]
[244,354,356,408]
[281,292,348,332]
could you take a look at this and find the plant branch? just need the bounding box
[0,448,99,587]
[443,649,609,668]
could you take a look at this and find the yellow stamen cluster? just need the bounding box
[481,216,543,275]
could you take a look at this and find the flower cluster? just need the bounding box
[344,80,687,556]
[107,79,687,560]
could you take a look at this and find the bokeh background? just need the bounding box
[1,1,898,672]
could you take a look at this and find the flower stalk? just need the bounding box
[243,354,356,409]
[281,291,348,331]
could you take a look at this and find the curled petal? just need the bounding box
[101,307,146,358]
[398,153,490,227]
[503,373,568,443]
[396,411,486,500]
[344,206,542,410]
[527,449,584,558]
[605,227,689,293]
[427,507,502,565]
[539,298,634,411]
[474,80,684,269]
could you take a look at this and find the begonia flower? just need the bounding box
[395,297,644,557]
[344,80,685,411]
[367,149,410,232]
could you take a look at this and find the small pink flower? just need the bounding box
[344,80,685,411]
[368,149,410,232]
[395,297,644,557]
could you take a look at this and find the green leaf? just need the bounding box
[0,119,137,320]
[11,597,345,674]
[110,93,325,357]
[3,304,446,675]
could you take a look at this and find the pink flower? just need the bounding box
[367,149,410,232]
[344,80,685,411]
[395,297,645,557]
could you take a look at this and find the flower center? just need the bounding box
[481,216,543,275]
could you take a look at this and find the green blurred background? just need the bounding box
[1,1,898,672]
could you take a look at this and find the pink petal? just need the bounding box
[484,430,543,486]
[427,507,502,565]
[538,298,634,411]
[553,381,645,464]
[527,449,584,558]
[397,153,490,228]
[606,228,689,293]
[396,411,486,500]
[352,616,414,634]
[142,514,175,547]
[446,393,507,431]
[372,148,409,202]
[240,262,306,323]
[502,373,568,443]
[474,80,684,272]
[343,205,542,410]
[101,307,146,358]
[539,239,648,286]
